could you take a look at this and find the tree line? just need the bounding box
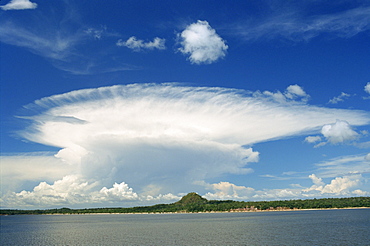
[1,193,369,215]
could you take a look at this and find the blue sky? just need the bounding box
[1,0,369,209]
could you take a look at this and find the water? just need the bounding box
[1,209,369,245]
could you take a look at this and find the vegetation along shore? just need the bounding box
[1,193,369,215]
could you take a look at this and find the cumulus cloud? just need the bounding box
[321,120,359,144]
[305,120,364,147]
[2,175,181,208]
[328,92,351,104]
[202,172,368,201]
[261,84,309,103]
[97,182,139,201]
[116,36,166,51]
[178,20,228,64]
[364,82,370,99]
[304,174,364,195]
[3,175,97,207]
[201,181,255,200]
[285,84,309,99]
[365,83,370,94]
[365,153,370,161]
[3,83,370,207]
[0,0,37,10]
[304,136,322,143]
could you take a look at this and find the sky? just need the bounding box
[0,0,369,209]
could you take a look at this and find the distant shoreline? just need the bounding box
[2,195,369,215]
[2,207,369,216]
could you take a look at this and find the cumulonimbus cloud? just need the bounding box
[0,0,37,10]
[4,83,369,207]
[178,20,228,64]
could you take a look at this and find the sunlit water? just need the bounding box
[1,209,369,245]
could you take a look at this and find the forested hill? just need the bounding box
[1,193,369,215]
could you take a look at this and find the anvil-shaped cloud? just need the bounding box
[12,83,370,206]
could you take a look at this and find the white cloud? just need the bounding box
[3,175,97,207]
[202,181,255,200]
[365,82,370,94]
[116,36,166,51]
[321,176,360,194]
[98,182,139,201]
[328,92,351,104]
[2,175,181,208]
[321,120,359,144]
[261,84,309,103]
[199,180,300,201]
[285,84,309,99]
[304,136,322,143]
[0,0,37,10]
[306,120,365,147]
[304,174,363,195]
[236,5,370,41]
[352,189,368,196]
[178,20,228,64]
[365,153,370,161]
[202,173,367,201]
[3,83,370,207]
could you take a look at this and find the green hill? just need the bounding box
[175,192,207,205]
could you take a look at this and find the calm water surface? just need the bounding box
[1,209,369,245]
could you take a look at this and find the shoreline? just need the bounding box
[2,207,369,216]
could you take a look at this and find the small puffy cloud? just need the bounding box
[321,120,359,144]
[328,92,351,104]
[304,136,322,143]
[365,153,370,161]
[309,174,325,186]
[98,182,139,202]
[116,36,166,51]
[303,174,324,192]
[306,120,364,147]
[364,82,370,99]
[285,84,309,101]
[202,181,255,200]
[365,82,370,94]
[0,0,37,10]
[261,84,309,103]
[178,20,228,64]
[352,189,369,196]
